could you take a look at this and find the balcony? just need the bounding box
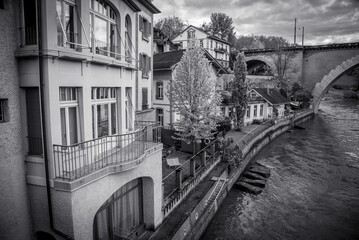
[53,122,161,183]
[214,47,227,53]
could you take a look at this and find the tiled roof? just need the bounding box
[173,25,231,45]
[153,49,229,74]
[153,50,186,69]
[252,88,289,105]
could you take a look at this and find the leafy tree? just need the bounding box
[231,52,248,129]
[235,35,289,50]
[155,15,185,40]
[168,47,222,143]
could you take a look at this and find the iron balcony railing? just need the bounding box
[53,122,161,181]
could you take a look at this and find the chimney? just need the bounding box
[267,85,270,95]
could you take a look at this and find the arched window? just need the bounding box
[125,15,132,63]
[89,0,119,58]
[94,178,143,240]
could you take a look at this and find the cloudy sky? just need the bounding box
[153,0,359,45]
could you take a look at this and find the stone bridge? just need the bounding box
[243,42,359,111]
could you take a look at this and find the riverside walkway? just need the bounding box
[149,121,277,240]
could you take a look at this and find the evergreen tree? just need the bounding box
[168,47,222,143]
[231,52,248,129]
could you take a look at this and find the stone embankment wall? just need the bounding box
[172,110,314,240]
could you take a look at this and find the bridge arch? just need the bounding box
[312,54,359,112]
[245,55,277,76]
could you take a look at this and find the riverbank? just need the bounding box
[149,110,314,240]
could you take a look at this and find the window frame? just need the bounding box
[89,0,119,58]
[56,0,77,49]
[156,108,164,126]
[139,15,151,41]
[59,87,81,145]
[141,88,148,110]
[91,87,118,138]
[156,81,163,99]
[246,105,251,118]
[0,99,7,123]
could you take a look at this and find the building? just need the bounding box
[172,25,231,68]
[0,0,163,239]
[244,88,289,126]
[153,27,178,54]
[153,49,228,129]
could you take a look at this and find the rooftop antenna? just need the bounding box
[294,18,297,45]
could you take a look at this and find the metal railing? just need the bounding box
[162,139,221,217]
[53,122,161,181]
[28,136,43,155]
[57,30,79,49]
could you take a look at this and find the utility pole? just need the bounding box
[294,18,297,45]
[302,26,305,46]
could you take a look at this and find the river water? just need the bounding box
[201,98,359,240]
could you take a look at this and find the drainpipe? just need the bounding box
[37,0,74,239]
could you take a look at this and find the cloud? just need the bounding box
[153,0,359,45]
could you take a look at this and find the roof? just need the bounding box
[153,50,186,69]
[153,49,229,74]
[138,0,161,13]
[251,88,290,105]
[173,25,231,45]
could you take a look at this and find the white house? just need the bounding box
[244,88,290,126]
[153,49,228,129]
[172,25,231,69]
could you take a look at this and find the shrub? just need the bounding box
[252,119,262,125]
[217,117,232,134]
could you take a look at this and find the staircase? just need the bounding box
[203,178,227,212]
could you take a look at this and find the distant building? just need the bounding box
[172,25,231,69]
[153,28,179,54]
[0,0,164,239]
[153,49,228,129]
[244,88,290,126]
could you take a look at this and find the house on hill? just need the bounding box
[172,25,231,69]
[244,88,290,126]
[153,49,229,129]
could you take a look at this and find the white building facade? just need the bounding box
[1,0,163,239]
[172,25,231,69]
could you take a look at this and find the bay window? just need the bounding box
[92,87,117,138]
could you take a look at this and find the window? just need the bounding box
[0,0,5,10]
[260,104,263,116]
[125,15,132,62]
[142,88,148,110]
[187,30,195,39]
[90,0,119,58]
[156,82,163,99]
[139,15,151,40]
[246,105,251,118]
[94,178,143,240]
[124,88,133,131]
[139,53,151,78]
[91,87,117,138]
[210,41,213,49]
[200,40,203,47]
[0,99,7,123]
[254,105,257,117]
[56,0,76,48]
[59,88,80,145]
[21,0,37,45]
[156,109,163,126]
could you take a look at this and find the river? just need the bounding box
[201,98,359,240]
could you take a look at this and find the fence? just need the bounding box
[162,139,221,218]
[53,122,161,181]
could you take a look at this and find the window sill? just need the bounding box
[156,97,163,100]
